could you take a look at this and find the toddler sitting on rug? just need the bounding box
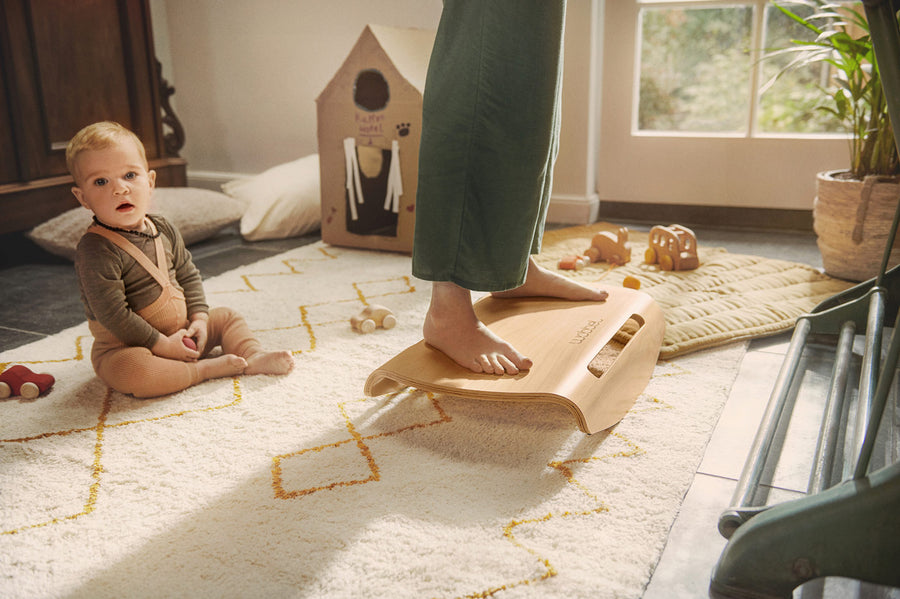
[68,121,293,397]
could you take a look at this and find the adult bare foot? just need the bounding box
[423,281,533,375]
[245,350,295,375]
[491,257,608,301]
[197,354,247,381]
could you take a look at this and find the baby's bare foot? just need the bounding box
[424,282,532,375]
[492,257,608,301]
[244,350,295,375]
[197,354,247,381]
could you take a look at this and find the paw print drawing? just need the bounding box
[396,123,411,137]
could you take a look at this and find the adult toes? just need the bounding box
[497,355,520,375]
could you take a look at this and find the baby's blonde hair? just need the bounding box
[66,121,148,180]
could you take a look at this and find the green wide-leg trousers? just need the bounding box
[411,0,566,292]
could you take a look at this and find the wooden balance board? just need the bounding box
[364,287,665,434]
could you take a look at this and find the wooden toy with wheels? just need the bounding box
[585,226,631,265]
[0,365,55,399]
[644,224,699,271]
[351,304,397,334]
[557,255,590,270]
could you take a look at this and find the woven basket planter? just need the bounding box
[814,170,900,282]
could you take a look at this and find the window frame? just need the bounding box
[596,0,851,212]
[633,0,850,139]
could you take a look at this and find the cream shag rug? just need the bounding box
[4,238,754,598]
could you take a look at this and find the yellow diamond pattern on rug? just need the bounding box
[0,233,810,598]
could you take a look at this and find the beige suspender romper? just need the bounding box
[85,221,260,397]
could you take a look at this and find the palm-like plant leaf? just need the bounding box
[765,0,898,177]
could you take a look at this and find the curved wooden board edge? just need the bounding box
[364,288,666,434]
[572,298,665,432]
[365,362,594,432]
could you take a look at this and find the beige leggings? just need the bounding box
[89,305,260,398]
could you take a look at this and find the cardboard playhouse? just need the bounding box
[316,24,436,253]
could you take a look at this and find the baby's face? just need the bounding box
[71,137,156,231]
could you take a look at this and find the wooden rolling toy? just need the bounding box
[645,224,699,271]
[557,255,589,270]
[585,226,632,265]
[0,365,55,399]
[365,288,665,434]
[352,304,397,334]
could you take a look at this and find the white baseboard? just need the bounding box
[187,172,600,227]
[547,193,600,225]
[185,170,251,192]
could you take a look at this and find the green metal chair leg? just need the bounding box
[709,460,900,599]
[711,3,900,596]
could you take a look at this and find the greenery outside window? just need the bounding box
[637,0,850,136]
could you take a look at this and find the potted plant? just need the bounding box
[765,0,899,281]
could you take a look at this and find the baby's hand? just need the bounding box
[186,316,209,354]
[152,329,201,361]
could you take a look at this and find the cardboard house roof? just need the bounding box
[317,24,436,102]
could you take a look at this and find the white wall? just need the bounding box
[149,0,602,223]
[150,0,443,177]
[150,1,839,218]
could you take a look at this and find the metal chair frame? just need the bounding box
[710,2,900,597]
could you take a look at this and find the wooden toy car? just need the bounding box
[644,224,699,271]
[351,304,397,334]
[557,255,590,270]
[585,226,631,265]
[0,365,55,399]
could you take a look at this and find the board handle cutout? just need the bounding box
[588,314,645,378]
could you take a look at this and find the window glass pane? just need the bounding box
[637,5,753,133]
[756,2,843,133]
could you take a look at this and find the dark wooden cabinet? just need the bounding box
[0,0,186,234]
